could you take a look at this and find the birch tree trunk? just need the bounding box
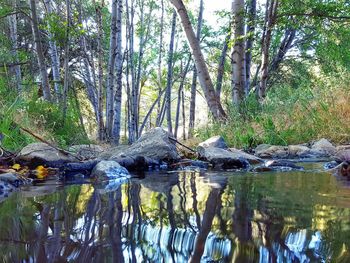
[170,0,227,121]
[44,0,61,99]
[165,10,177,135]
[216,31,231,100]
[231,0,246,105]
[62,0,71,123]
[258,0,278,100]
[8,1,22,92]
[29,0,52,101]
[245,0,257,95]
[106,0,118,140]
[188,0,204,138]
[112,0,123,145]
[157,0,165,119]
[92,0,105,140]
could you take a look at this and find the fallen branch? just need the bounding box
[168,137,197,153]
[20,127,82,161]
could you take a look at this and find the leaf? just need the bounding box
[12,163,21,171]
[35,165,48,179]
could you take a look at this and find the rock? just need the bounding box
[108,128,179,162]
[335,149,350,162]
[17,143,78,167]
[251,160,304,172]
[255,144,289,159]
[198,136,228,149]
[310,138,336,157]
[91,161,130,179]
[197,146,249,169]
[0,173,32,202]
[336,145,350,152]
[228,148,263,164]
[288,145,311,158]
[339,161,350,178]
[69,144,104,159]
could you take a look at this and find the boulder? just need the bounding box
[255,144,289,159]
[197,146,249,169]
[108,128,179,162]
[228,148,263,164]
[198,136,228,149]
[252,160,304,172]
[69,144,104,160]
[310,138,336,157]
[17,143,78,167]
[335,149,350,162]
[0,172,32,201]
[288,145,311,158]
[91,160,130,179]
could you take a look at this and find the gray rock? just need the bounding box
[255,144,289,159]
[198,136,228,149]
[252,160,304,172]
[0,172,31,187]
[228,148,263,164]
[108,128,179,162]
[335,149,350,162]
[310,138,336,157]
[69,144,104,159]
[91,160,130,179]
[17,143,78,167]
[197,146,249,169]
[288,145,311,158]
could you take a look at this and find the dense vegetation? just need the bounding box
[0,0,349,151]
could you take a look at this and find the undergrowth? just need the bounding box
[198,70,350,149]
[0,79,89,151]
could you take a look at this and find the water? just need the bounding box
[0,162,350,262]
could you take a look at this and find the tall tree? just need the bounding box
[62,0,71,123]
[258,0,278,100]
[216,31,231,100]
[231,0,246,105]
[112,0,123,145]
[165,10,177,135]
[29,0,52,101]
[106,0,118,140]
[7,0,22,92]
[44,0,61,99]
[170,0,227,121]
[188,0,204,138]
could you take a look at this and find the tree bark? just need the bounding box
[62,0,71,123]
[112,0,123,145]
[157,0,165,119]
[258,0,278,100]
[216,31,231,100]
[44,0,61,99]
[231,0,246,105]
[165,10,177,135]
[170,0,227,121]
[105,0,118,140]
[29,0,52,101]
[188,0,204,138]
[245,0,257,95]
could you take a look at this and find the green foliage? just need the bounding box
[0,78,89,151]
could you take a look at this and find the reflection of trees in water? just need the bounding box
[0,171,350,261]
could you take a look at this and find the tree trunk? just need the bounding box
[165,10,177,135]
[216,31,231,100]
[29,0,52,101]
[231,0,246,105]
[44,0,61,99]
[62,0,71,123]
[188,0,204,138]
[245,0,257,95]
[157,0,165,119]
[92,0,105,140]
[112,0,123,145]
[106,0,118,140]
[170,0,227,121]
[258,0,278,100]
[8,0,22,92]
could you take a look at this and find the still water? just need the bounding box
[0,162,350,262]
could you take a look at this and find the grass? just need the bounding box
[197,70,350,149]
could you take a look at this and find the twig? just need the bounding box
[20,127,82,160]
[168,137,197,153]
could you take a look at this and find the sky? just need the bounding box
[192,0,232,27]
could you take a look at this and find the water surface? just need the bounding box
[0,163,350,262]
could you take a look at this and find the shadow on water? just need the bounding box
[0,168,350,262]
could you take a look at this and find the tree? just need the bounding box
[231,0,246,105]
[170,0,227,121]
[29,0,52,101]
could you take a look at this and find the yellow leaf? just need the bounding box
[35,165,48,179]
[12,164,21,171]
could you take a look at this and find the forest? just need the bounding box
[0,0,348,149]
